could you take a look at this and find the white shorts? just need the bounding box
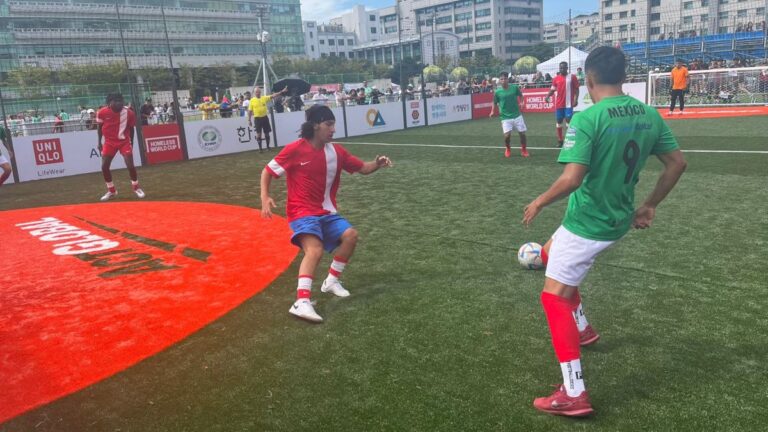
[501,116,527,134]
[545,225,617,287]
[0,154,8,165]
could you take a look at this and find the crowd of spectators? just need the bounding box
[659,20,766,40]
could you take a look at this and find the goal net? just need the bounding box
[647,66,768,107]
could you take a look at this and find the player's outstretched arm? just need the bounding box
[522,163,587,226]
[633,150,687,229]
[260,168,277,218]
[358,155,393,175]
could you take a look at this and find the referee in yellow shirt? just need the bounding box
[248,86,287,151]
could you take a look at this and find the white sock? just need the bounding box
[131,180,139,187]
[560,359,585,397]
[326,257,347,284]
[573,303,590,332]
[106,181,115,189]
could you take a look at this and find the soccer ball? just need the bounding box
[518,242,545,270]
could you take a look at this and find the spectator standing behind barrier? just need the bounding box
[249,86,288,151]
[759,69,768,102]
[52,113,64,133]
[669,59,689,115]
[0,124,14,187]
[576,67,585,85]
[363,80,373,104]
[140,98,154,125]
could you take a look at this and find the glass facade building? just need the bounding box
[0,0,304,73]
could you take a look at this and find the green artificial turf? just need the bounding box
[1,113,767,431]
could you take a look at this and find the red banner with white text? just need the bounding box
[521,88,555,113]
[471,92,494,119]
[142,123,183,165]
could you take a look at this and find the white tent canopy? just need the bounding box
[536,47,589,76]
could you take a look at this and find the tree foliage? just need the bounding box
[387,57,425,85]
[519,43,556,63]
[423,65,445,83]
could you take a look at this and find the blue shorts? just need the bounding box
[289,214,352,252]
[556,108,574,123]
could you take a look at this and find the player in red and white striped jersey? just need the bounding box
[260,105,393,323]
[546,62,580,147]
[96,93,145,201]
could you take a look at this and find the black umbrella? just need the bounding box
[272,78,311,96]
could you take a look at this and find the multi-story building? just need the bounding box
[600,0,767,46]
[324,1,543,64]
[570,12,599,42]
[329,4,382,44]
[303,22,358,60]
[543,23,570,44]
[0,0,305,74]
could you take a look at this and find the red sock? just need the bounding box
[0,171,10,186]
[556,127,564,141]
[297,274,312,300]
[540,248,548,266]
[541,292,581,362]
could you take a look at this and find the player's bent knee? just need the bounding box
[342,228,359,244]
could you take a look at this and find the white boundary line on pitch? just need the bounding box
[341,141,768,154]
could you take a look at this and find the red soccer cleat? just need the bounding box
[504,147,511,158]
[579,325,600,346]
[533,385,594,417]
[521,148,530,158]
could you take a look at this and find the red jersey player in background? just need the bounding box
[260,105,393,323]
[546,62,580,147]
[96,93,145,201]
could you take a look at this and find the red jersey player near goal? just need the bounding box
[260,105,393,323]
[546,62,580,147]
[96,93,145,201]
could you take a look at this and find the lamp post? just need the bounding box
[256,29,272,95]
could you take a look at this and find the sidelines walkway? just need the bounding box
[342,141,768,154]
[658,106,768,119]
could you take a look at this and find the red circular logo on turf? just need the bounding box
[0,202,298,422]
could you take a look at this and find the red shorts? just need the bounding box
[102,140,133,158]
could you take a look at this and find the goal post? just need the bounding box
[647,66,768,108]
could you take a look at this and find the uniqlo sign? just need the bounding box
[33,138,64,165]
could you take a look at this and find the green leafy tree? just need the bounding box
[59,63,126,85]
[450,66,469,82]
[520,43,555,63]
[423,65,445,83]
[387,57,424,85]
[5,66,55,89]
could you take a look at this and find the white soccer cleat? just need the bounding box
[100,191,117,202]
[133,187,146,198]
[321,279,350,297]
[289,299,323,323]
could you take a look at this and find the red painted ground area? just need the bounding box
[659,105,768,119]
[0,202,298,423]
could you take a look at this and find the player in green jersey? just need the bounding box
[489,72,529,158]
[522,46,687,417]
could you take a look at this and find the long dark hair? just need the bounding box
[299,122,315,139]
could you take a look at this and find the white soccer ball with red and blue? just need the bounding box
[517,242,545,270]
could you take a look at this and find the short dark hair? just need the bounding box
[559,61,568,67]
[106,93,124,104]
[499,71,509,78]
[584,46,626,85]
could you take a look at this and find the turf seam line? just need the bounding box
[340,141,768,154]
